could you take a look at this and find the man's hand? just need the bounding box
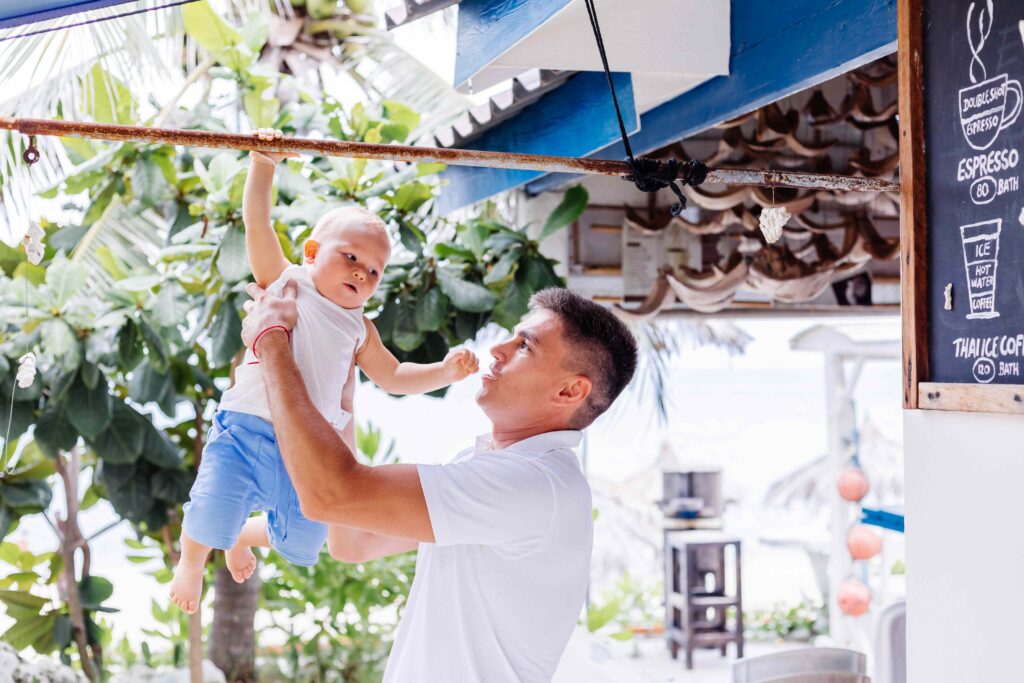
[443,348,479,383]
[242,281,299,350]
[251,128,300,166]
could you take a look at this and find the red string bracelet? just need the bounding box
[252,325,291,361]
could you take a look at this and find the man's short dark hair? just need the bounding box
[529,288,638,429]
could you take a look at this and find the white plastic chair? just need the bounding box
[762,675,870,683]
[733,647,867,683]
[872,600,906,683]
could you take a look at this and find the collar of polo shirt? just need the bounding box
[474,430,583,456]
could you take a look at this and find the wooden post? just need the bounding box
[898,0,928,409]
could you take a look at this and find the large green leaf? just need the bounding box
[78,576,113,609]
[33,405,78,458]
[128,362,173,407]
[139,424,183,469]
[382,100,421,134]
[1,400,35,444]
[132,156,170,208]
[414,288,447,332]
[138,317,167,371]
[538,185,588,241]
[40,320,79,372]
[45,254,87,309]
[83,64,136,125]
[65,375,112,440]
[483,248,521,286]
[2,480,52,511]
[1,611,55,651]
[209,297,243,367]
[182,1,242,55]
[393,304,424,352]
[87,402,144,464]
[117,320,144,370]
[215,226,249,283]
[152,283,190,328]
[150,469,193,503]
[436,269,498,313]
[100,463,153,521]
[52,615,71,651]
[0,589,47,611]
[243,91,280,129]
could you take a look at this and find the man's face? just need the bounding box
[477,309,577,425]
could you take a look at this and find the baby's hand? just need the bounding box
[250,128,300,166]
[443,348,479,382]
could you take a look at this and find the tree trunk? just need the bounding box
[56,449,97,682]
[209,564,260,682]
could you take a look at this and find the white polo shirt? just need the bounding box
[383,430,593,683]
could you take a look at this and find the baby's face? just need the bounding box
[306,219,390,309]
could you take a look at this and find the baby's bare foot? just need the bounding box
[225,543,257,584]
[169,563,204,614]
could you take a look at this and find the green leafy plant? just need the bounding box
[585,573,663,643]
[744,599,829,642]
[258,423,416,683]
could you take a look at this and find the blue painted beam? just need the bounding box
[525,0,897,195]
[454,0,571,90]
[436,71,637,214]
[0,0,138,29]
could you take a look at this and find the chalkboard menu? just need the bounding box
[924,0,1024,386]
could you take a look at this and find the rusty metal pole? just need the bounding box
[0,116,900,193]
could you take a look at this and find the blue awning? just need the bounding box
[0,0,139,29]
[434,0,897,212]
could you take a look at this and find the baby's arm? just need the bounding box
[243,129,296,287]
[356,317,479,395]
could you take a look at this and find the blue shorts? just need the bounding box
[182,410,326,566]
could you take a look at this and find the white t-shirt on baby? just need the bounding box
[219,264,365,429]
[383,430,593,683]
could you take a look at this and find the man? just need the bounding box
[241,284,638,682]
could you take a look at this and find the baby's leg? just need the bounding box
[170,532,211,614]
[225,516,269,583]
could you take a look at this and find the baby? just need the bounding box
[169,130,478,613]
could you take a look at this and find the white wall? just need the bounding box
[904,409,1024,683]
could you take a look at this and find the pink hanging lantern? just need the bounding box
[838,466,869,502]
[847,525,883,560]
[837,579,871,617]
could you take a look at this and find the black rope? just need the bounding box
[0,0,198,43]
[582,0,707,216]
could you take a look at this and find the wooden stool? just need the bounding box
[664,531,744,669]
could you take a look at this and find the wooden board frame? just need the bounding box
[898,0,1024,413]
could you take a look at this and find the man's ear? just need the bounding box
[304,239,319,263]
[555,375,592,409]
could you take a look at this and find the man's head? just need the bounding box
[304,207,391,309]
[477,288,638,431]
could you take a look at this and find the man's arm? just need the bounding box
[326,357,419,560]
[357,318,479,395]
[256,329,435,542]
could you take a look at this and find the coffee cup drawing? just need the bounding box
[959,73,1023,150]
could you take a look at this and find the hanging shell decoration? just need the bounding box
[16,353,37,389]
[758,206,791,244]
[22,222,45,265]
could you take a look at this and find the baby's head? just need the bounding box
[303,206,391,309]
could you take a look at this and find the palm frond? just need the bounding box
[324,27,471,139]
[611,319,753,426]
[70,195,168,297]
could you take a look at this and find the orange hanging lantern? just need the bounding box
[847,525,883,560]
[838,466,870,502]
[837,579,871,617]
